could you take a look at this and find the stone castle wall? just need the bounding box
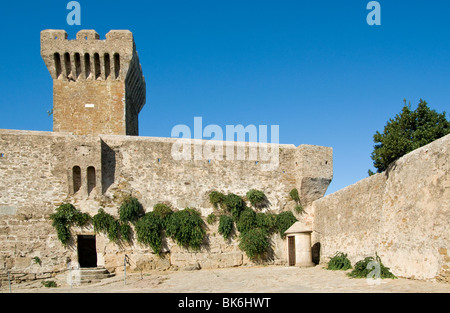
[312,134,450,282]
[0,129,332,283]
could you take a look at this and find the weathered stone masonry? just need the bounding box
[312,134,450,282]
[0,129,332,280]
[41,29,145,136]
[0,29,333,283]
[2,28,447,285]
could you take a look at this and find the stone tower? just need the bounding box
[41,29,146,136]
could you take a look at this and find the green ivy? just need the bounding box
[294,205,304,215]
[49,203,91,246]
[224,193,245,220]
[165,208,206,250]
[235,207,256,234]
[206,213,217,225]
[289,188,300,202]
[246,189,266,208]
[276,211,297,238]
[135,212,164,254]
[152,203,174,228]
[218,215,234,240]
[120,223,132,242]
[209,191,226,210]
[238,228,270,261]
[119,196,143,223]
[92,208,120,243]
[255,212,277,234]
[42,280,57,288]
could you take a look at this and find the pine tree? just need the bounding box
[370,99,450,173]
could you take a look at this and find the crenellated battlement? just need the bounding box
[40,30,146,136]
[41,30,141,83]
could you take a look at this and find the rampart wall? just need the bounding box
[0,129,332,283]
[312,134,450,282]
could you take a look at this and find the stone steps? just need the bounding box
[79,267,115,284]
[58,267,115,285]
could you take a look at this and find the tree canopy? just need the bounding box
[370,99,450,173]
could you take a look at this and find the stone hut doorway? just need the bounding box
[288,236,296,266]
[77,235,97,268]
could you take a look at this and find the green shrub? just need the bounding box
[218,215,234,240]
[152,203,174,228]
[118,196,143,223]
[235,207,256,234]
[41,280,57,288]
[32,256,42,266]
[49,203,91,246]
[165,208,206,250]
[275,211,297,238]
[135,212,163,254]
[224,194,245,220]
[347,253,397,279]
[326,252,352,271]
[107,220,120,242]
[246,189,266,208]
[206,213,217,224]
[294,205,304,215]
[92,209,120,243]
[289,188,300,203]
[120,222,132,242]
[50,217,71,246]
[238,228,270,261]
[209,191,226,210]
[74,212,91,227]
[255,212,277,234]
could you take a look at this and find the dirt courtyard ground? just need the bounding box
[3,265,449,293]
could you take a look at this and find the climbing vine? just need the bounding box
[165,208,206,251]
[246,189,267,208]
[50,190,298,265]
[218,215,233,240]
[135,204,207,253]
[135,211,164,254]
[275,211,297,239]
[208,190,297,261]
[238,228,270,261]
[289,188,304,215]
[92,208,121,243]
[119,196,143,223]
[49,203,91,246]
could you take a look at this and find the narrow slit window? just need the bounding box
[84,53,91,79]
[74,53,81,79]
[87,166,96,195]
[54,53,62,79]
[73,166,81,193]
[94,53,101,80]
[104,53,111,79]
[64,52,72,78]
[114,53,120,79]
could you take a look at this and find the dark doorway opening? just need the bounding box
[77,235,97,268]
[288,236,296,266]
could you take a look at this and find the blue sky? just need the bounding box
[0,1,449,195]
